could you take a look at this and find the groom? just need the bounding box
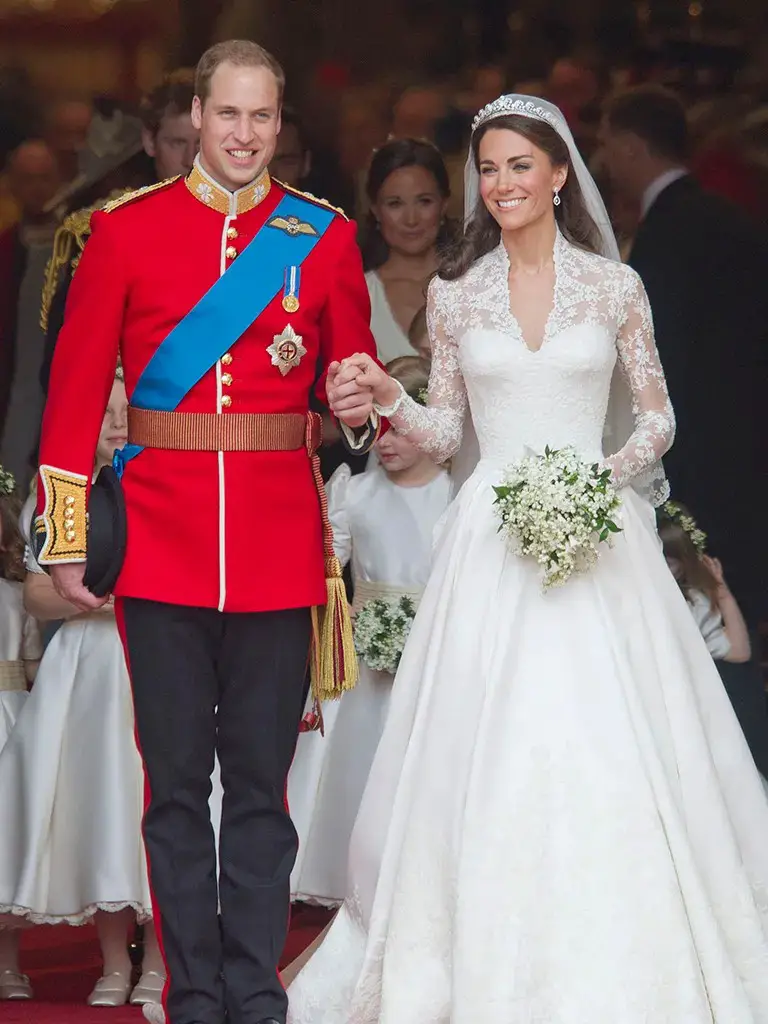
[35,40,379,1024]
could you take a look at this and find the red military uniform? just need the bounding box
[36,160,378,611]
[35,159,381,1024]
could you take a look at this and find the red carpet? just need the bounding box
[1,905,331,1023]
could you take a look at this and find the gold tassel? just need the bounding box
[306,414,359,704]
[311,556,358,703]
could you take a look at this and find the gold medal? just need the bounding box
[281,265,301,316]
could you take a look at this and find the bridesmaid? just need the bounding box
[0,370,164,1009]
[289,357,452,907]
[362,138,453,363]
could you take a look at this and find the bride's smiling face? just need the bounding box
[478,127,567,232]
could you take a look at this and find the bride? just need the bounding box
[287,96,768,1023]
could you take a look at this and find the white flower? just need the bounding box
[492,446,622,591]
[196,182,214,204]
[353,596,417,674]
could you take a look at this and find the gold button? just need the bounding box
[221,372,233,386]
[64,495,75,506]
[65,530,77,543]
[221,353,233,366]
[227,226,238,240]
[226,246,237,260]
[221,395,232,408]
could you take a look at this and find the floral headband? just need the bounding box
[0,466,16,498]
[407,386,428,407]
[660,501,707,554]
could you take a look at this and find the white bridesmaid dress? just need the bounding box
[0,543,152,925]
[0,579,40,752]
[289,462,451,906]
[365,271,420,364]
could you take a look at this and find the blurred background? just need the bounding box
[0,0,767,220]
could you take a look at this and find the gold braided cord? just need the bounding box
[102,175,179,214]
[39,188,132,332]
[274,179,349,222]
[305,414,358,702]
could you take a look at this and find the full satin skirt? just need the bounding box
[287,466,768,1023]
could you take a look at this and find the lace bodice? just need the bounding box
[387,233,674,493]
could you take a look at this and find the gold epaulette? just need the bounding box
[275,179,349,222]
[40,188,127,333]
[102,175,180,214]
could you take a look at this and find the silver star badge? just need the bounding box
[267,324,307,376]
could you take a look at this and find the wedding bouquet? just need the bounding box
[493,446,622,590]
[353,595,417,674]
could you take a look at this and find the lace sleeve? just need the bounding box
[383,278,467,462]
[604,268,675,489]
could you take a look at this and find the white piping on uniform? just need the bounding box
[217,212,235,612]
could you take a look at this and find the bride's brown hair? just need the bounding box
[440,115,603,282]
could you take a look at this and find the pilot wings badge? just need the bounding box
[267,214,318,237]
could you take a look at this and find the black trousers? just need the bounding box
[120,598,312,1024]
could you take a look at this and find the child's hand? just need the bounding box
[702,555,727,591]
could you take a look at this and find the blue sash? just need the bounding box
[114,192,334,476]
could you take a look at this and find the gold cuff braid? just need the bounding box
[36,465,88,564]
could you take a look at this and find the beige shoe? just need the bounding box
[142,1001,167,1024]
[130,970,166,1005]
[0,970,33,1000]
[87,971,133,1007]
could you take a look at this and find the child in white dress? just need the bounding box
[658,502,751,664]
[289,357,452,906]
[0,473,42,1002]
[0,373,165,1008]
[0,473,41,750]
[658,501,768,782]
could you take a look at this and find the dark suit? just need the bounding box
[629,175,768,624]
[0,225,26,438]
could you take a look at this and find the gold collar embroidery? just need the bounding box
[185,158,271,216]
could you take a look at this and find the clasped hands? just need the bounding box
[326,353,400,428]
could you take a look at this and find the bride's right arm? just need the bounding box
[374,280,468,463]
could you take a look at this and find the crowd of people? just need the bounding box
[0,33,765,1024]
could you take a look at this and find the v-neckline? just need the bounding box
[498,231,562,354]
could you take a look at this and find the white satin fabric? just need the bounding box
[287,269,768,1021]
[289,465,451,906]
[0,579,40,752]
[0,607,152,925]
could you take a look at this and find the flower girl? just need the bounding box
[288,356,452,906]
[0,472,42,1003]
[658,501,751,664]
[0,370,165,1008]
[0,470,41,752]
[658,501,768,780]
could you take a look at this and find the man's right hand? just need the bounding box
[49,562,109,612]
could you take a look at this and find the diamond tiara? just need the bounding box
[471,96,561,134]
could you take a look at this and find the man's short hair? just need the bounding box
[195,40,285,106]
[605,85,689,162]
[140,69,195,137]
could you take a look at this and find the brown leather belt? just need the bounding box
[127,408,312,452]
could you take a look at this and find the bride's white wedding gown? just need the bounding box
[287,233,768,1023]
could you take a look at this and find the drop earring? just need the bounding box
[553,188,561,207]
